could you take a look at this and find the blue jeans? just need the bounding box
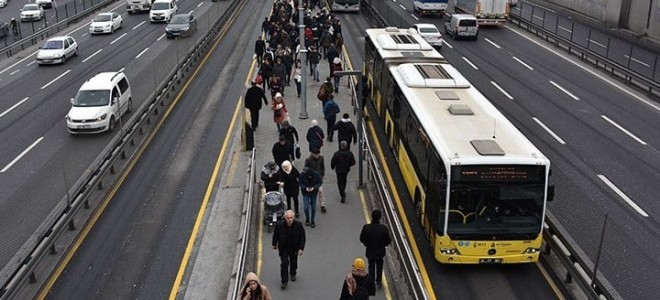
[303,193,318,223]
[311,64,319,81]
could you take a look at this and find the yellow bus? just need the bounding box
[365,28,554,264]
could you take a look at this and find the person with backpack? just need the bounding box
[339,257,375,300]
[323,95,340,142]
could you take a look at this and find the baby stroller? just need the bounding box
[264,190,287,233]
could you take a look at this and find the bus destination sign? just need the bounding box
[452,165,544,182]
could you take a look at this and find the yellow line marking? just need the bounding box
[536,261,565,300]
[256,187,265,276]
[358,189,392,300]
[225,148,241,187]
[367,121,438,299]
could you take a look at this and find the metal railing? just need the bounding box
[0,0,247,298]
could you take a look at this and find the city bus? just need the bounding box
[364,28,554,264]
[331,0,361,12]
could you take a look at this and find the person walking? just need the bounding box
[272,57,287,93]
[291,60,303,97]
[272,93,287,130]
[259,59,272,90]
[331,141,356,203]
[304,149,327,213]
[272,135,293,167]
[331,57,343,92]
[334,113,357,150]
[299,167,322,227]
[272,210,306,290]
[339,258,376,300]
[239,272,272,300]
[244,81,269,131]
[282,49,294,86]
[326,43,339,72]
[278,161,300,217]
[261,161,282,192]
[359,209,392,288]
[255,36,266,67]
[269,75,283,100]
[279,120,299,162]
[322,95,340,142]
[305,119,324,153]
[307,46,321,82]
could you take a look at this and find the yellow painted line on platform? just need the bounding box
[537,261,565,300]
[225,148,242,186]
[256,188,265,276]
[358,189,393,300]
[366,121,438,299]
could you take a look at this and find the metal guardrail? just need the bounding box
[0,0,246,298]
[509,1,660,100]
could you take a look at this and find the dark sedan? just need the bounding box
[165,14,196,38]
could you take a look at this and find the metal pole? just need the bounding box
[591,213,608,288]
[333,70,363,188]
[298,0,309,119]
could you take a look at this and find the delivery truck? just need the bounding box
[413,0,449,17]
[453,0,509,25]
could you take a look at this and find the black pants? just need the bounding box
[280,251,298,284]
[249,108,260,129]
[326,116,336,139]
[336,172,348,200]
[285,192,299,213]
[368,256,385,285]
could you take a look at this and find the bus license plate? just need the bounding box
[479,258,502,264]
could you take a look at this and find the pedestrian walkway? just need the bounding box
[250,52,391,299]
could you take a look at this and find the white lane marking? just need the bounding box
[558,25,572,33]
[410,14,419,21]
[133,21,146,30]
[27,61,37,67]
[623,55,651,68]
[10,69,20,76]
[157,33,166,41]
[136,48,149,59]
[507,26,660,112]
[491,81,513,100]
[110,33,128,45]
[0,97,29,119]
[597,175,649,217]
[1,137,44,173]
[399,4,406,10]
[513,56,534,70]
[589,39,606,48]
[549,80,579,100]
[601,115,647,145]
[532,117,566,144]
[462,57,478,70]
[197,2,203,7]
[443,40,453,49]
[484,38,501,49]
[41,69,71,90]
[0,51,38,75]
[82,49,103,63]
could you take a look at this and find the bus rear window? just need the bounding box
[459,20,477,27]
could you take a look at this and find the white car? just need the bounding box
[410,23,444,49]
[36,0,53,9]
[89,12,123,34]
[0,0,8,8]
[150,0,177,23]
[20,4,44,22]
[37,36,78,65]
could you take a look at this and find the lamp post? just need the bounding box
[298,0,309,119]
[333,70,364,188]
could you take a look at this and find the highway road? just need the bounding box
[370,0,660,298]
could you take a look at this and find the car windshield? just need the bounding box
[94,14,112,22]
[24,4,39,11]
[170,15,188,24]
[73,90,111,107]
[419,27,439,33]
[152,2,170,10]
[43,40,63,49]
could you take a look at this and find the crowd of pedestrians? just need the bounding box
[242,0,392,298]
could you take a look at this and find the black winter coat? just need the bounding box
[272,141,293,167]
[245,86,268,110]
[339,273,376,300]
[272,220,306,256]
[278,167,300,197]
[306,126,325,152]
[334,119,357,143]
[359,221,392,259]
[304,155,325,177]
[331,150,355,175]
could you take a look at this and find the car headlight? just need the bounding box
[66,115,71,122]
[182,26,189,31]
[93,114,108,122]
[52,53,62,58]
[104,24,111,29]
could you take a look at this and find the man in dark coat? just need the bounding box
[299,167,322,227]
[272,135,293,167]
[244,81,268,130]
[272,210,306,290]
[255,36,266,66]
[279,120,299,161]
[330,141,355,203]
[305,119,324,153]
[334,113,357,150]
[359,209,392,288]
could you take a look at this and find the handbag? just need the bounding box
[295,144,301,159]
[274,109,282,117]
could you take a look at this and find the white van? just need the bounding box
[150,0,178,23]
[444,14,479,40]
[66,72,132,134]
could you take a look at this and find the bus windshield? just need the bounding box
[334,0,360,4]
[445,165,545,240]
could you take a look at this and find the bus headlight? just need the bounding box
[440,248,459,255]
[523,247,540,254]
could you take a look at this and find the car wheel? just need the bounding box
[61,54,66,63]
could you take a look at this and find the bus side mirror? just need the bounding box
[547,185,555,202]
